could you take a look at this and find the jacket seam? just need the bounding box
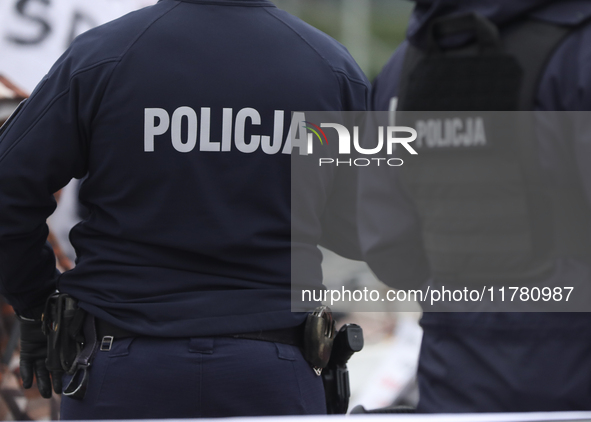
[78,1,182,156]
[333,69,370,110]
[116,1,182,61]
[0,59,120,166]
[264,8,367,110]
[0,2,181,166]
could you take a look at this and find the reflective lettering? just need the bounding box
[171,107,198,153]
[144,108,170,152]
[235,108,261,154]
[199,107,220,152]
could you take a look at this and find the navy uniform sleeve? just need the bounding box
[536,23,591,235]
[319,73,370,260]
[357,152,430,290]
[0,48,115,317]
[358,43,431,289]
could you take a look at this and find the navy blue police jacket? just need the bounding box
[364,0,591,329]
[0,0,370,337]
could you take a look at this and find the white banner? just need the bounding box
[0,0,157,93]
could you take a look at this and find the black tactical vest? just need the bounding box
[396,13,591,285]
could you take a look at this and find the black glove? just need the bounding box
[18,316,61,398]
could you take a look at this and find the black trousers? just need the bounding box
[417,312,591,412]
[61,336,326,419]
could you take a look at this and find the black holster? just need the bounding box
[303,307,364,414]
[322,323,364,414]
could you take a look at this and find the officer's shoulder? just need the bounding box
[538,17,591,110]
[265,8,368,85]
[51,2,176,76]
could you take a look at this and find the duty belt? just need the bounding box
[95,318,305,350]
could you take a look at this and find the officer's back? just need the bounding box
[0,0,369,418]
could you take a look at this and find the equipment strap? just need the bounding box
[63,315,99,400]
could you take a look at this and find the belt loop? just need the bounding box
[100,336,114,351]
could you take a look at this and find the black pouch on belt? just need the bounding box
[42,293,86,376]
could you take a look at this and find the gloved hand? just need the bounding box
[18,316,61,398]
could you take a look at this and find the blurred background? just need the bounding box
[273,0,413,80]
[0,0,412,93]
[0,0,419,419]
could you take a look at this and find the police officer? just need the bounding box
[363,0,591,413]
[0,0,369,418]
